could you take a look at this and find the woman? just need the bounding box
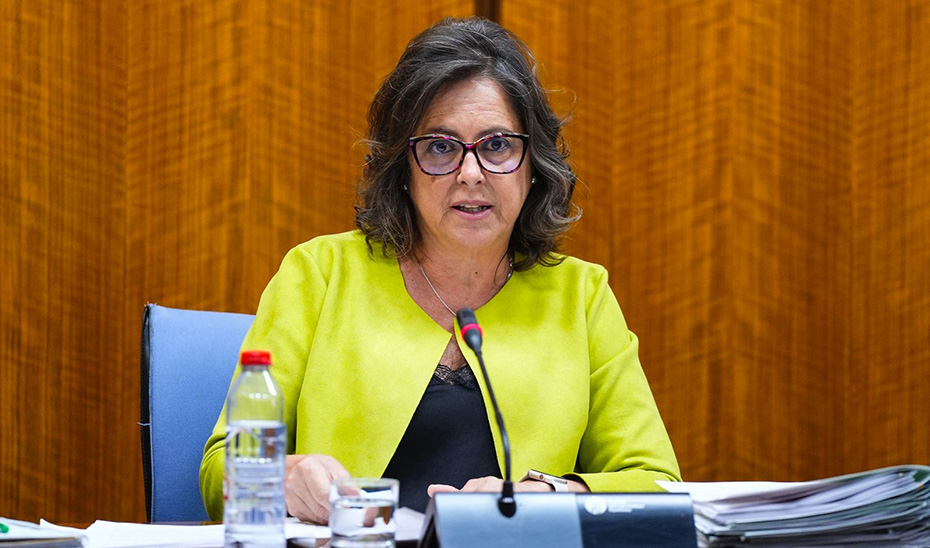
[200,16,680,523]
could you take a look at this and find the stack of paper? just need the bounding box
[0,518,85,546]
[659,464,930,547]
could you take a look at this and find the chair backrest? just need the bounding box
[140,303,255,522]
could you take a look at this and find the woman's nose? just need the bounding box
[457,148,484,185]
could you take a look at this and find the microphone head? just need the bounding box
[456,307,483,353]
[455,307,477,328]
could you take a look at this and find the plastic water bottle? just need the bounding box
[224,350,286,548]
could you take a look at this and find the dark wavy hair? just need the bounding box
[355,17,580,271]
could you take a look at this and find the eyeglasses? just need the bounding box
[408,132,529,176]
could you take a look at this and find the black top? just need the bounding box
[382,364,501,512]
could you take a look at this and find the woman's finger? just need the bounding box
[427,483,458,497]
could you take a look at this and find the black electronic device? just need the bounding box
[419,491,697,548]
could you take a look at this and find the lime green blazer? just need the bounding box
[200,231,680,520]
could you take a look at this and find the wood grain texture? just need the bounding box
[1,0,130,522]
[504,0,930,482]
[726,0,855,480]
[848,0,930,472]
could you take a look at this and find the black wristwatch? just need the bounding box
[521,469,570,492]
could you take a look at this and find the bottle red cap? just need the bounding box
[240,350,272,366]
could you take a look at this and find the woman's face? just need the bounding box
[407,76,532,259]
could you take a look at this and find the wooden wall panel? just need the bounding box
[727,0,855,481]
[502,0,735,480]
[848,0,930,471]
[504,0,930,483]
[1,0,130,522]
[126,0,259,320]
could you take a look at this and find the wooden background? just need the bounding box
[1,0,927,523]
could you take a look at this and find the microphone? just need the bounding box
[456,308,484,354]
[455,308,516,518]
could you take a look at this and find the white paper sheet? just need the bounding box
[7,508,425,548]
[84,521,223,548]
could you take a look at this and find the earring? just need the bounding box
[531,177,537,185]
[403,184,408,192]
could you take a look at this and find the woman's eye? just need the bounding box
[427,140,455,155]
[482,137,511,153]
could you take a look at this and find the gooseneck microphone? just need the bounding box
[455,308,516,518]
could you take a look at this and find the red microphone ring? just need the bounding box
[460,323,483,337]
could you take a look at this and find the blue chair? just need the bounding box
[140,303,255,522]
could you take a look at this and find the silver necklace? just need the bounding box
[417,255,514,318]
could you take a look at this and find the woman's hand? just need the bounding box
[285,454,350,524]
[427,476,589,497]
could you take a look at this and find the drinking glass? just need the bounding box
[328,478,399,548]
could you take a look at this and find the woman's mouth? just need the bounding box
[453,204,491,213]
